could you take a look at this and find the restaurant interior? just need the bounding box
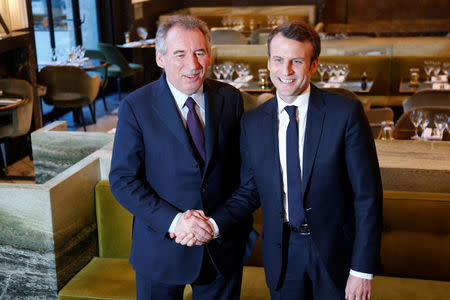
[0,0,449,299]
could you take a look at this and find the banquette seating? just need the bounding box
[58,180,450,300]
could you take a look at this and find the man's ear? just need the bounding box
[310,58,318,74]
[156,51,165,69]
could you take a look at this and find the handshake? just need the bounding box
[169,210,216,247]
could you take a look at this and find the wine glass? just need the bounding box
[423,60,433,83]
[432,61,441,78]
[137,27,148,40]
[442,62,450,81]
[213,64,222,80]
[340,64,350,83]
[317,63,327,84]
[409,109,422,140]
[434,113,447,139]
[419,111,430,139]
[222,61,235,81]
[326,63,336,82]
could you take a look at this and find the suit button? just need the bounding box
[277,243,281,248]
[193,162,199,168]
[201,187,206,193]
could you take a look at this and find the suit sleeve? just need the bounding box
[109,99,180,237]
[211,114,260,234]
[344,100,383,274]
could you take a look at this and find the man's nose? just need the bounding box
[186,53,201,69]
[282,62,294,75]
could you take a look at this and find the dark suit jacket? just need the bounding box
[109,74,252,284]
[212,84,383,290]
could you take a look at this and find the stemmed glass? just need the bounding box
[235,63,250,81]
[222,62,235,81]
[442,62,450,81]
[432,61,441,78]
[434,113,447,139]
[409,109,423,140]
[326,63,336,82]
[213,64,222,80]
[423,60,433,83]
[317,63,327,84]
[340,64,350,83]
[137,27,148,40]
[419,111,430,138]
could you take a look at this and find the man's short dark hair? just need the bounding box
[267,21,321,63]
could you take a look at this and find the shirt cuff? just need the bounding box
[208,217,220,239]
[350,269,373,280]
[168,213,182,233]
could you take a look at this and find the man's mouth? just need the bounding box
[279,78,295,84]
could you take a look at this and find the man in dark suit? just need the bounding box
[109,15,252,300]
[208,21,383,300]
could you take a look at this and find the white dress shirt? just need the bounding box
[165,79,219,236]
[276,86,372,280]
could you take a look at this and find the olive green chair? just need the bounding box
[0,78,34,175]
[39,65,100,131]
[85,49,109,111]
[365,107,395,138]
[97,43,144,101]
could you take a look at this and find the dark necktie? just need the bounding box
[285,105,305,228]
[185,97,205,161]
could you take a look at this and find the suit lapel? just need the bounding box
[151,75,197,159]
[302,85,326,196]
[262,98,283,204]
[202,81,224,181]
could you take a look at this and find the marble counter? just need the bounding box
[376,140,450,193]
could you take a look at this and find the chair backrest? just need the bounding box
[85,49,108,87]
[249,28,272,44]
[211,29,248,45]
[97,43,133,76]
[39,66,100,103]
[403,89,450,112]
[95,180,133,258]
[322,87,360,101]
[0,78,34,138]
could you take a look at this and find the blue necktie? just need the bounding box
[285,105,304,228]
[185,97,205,161]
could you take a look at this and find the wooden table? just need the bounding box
[0,94,26,110]
[399,79,450,94]
[38,58,107,71]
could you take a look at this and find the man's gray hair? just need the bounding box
[155,15,211,55]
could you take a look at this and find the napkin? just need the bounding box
[421,128,443,140]
[431,75,448,82]
[323,83,341,88]
[328,75,345,83]
[432,83,450,90]
[234,75,253,83]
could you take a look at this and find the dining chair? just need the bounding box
[249,28,272,44]
[322,87,371,110]
[39,66,100,131]
[0,78,34,175]
[97,43,144,100]
[211,29,248,45]
[85,49,109,111]
[402,89,450,112]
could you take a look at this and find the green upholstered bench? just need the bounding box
[59,182,450,300]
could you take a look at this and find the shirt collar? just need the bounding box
[277,84,310,115]
[166,77,205,111]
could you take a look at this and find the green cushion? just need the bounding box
[95,180,133,258]
[58,257,135,300]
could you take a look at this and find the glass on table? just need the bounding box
[213,64,222,80]
[434,113,447,140]
[340,64,350,82]
[136,27,148,40]
[442,62,450,81]
[409,109,423,140]
[317,63,327,84]
[432,61,441,77]
[423,60,433,83]
[222,61,235,81]
[258,68,269,87]
[409,68,420,86]
[381,120,394,140]
[419,111,430,139]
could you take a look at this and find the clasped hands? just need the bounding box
[169,210,215,246]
